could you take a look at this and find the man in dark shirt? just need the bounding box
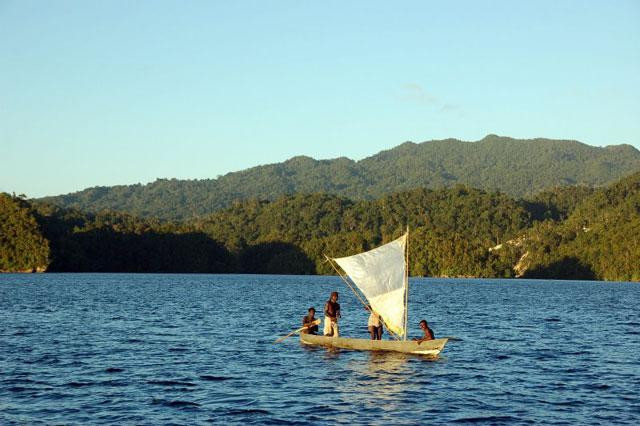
[413,319,435,344]
[324,291,341,337]
[302,307,318,335]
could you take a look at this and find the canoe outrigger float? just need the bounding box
[300,228,448,356]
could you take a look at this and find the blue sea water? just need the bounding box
[0,274,638,425]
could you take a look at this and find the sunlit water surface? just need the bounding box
[1,274,639,424]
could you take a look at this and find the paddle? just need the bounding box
[274,319,322,343]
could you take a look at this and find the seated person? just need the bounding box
[302,307,319,334]
[412,319,435,344]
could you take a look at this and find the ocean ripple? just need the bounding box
[0,274,638,424]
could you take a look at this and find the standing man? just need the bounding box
[366,305,383,340]
[324,291,341,337]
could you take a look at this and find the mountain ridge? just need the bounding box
[39,135,640,220]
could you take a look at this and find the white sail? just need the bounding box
[333,234,407,338]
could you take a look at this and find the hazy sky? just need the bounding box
[2,1,639,197]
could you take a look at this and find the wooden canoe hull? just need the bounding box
[300,333,447,356]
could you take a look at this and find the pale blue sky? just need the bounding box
[2,1,639,197]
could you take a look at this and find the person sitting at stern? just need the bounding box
[413,319,435,344]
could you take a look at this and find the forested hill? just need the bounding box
[517,171,640,281]
[2,172,639,280]
[39,135,640,221]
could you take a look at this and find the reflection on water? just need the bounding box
[301,340,441,418]
[336,351,431,416]
[365,351,412,375]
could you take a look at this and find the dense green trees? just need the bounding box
[0,193,49,272]
[193,187,533,277]
[519,172,640,281]
[523,186,596,221]
[40,136,640,220]
[30,204,233,273]
[2,172,639,280]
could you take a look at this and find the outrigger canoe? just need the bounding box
[295,229,449,357]
[300,333,448,356]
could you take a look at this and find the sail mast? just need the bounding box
[404,226,409,340]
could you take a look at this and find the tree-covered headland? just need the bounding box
[0,193,49,272]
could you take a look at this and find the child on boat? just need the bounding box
[413,319,435,344]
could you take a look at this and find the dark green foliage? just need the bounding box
[40,136,640,220]
[4,170,639,280]
[239,242,316,275]
[524,256,597,280]
[0,193,50,272]
[523,186,595,221]
[520,172,640,281]
[32,204,234,273]
[195,186,533,278]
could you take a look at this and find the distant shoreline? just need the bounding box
[2,169,639,282]
[1,271,637,284]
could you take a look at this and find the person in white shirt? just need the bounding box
[366,305,383,340]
